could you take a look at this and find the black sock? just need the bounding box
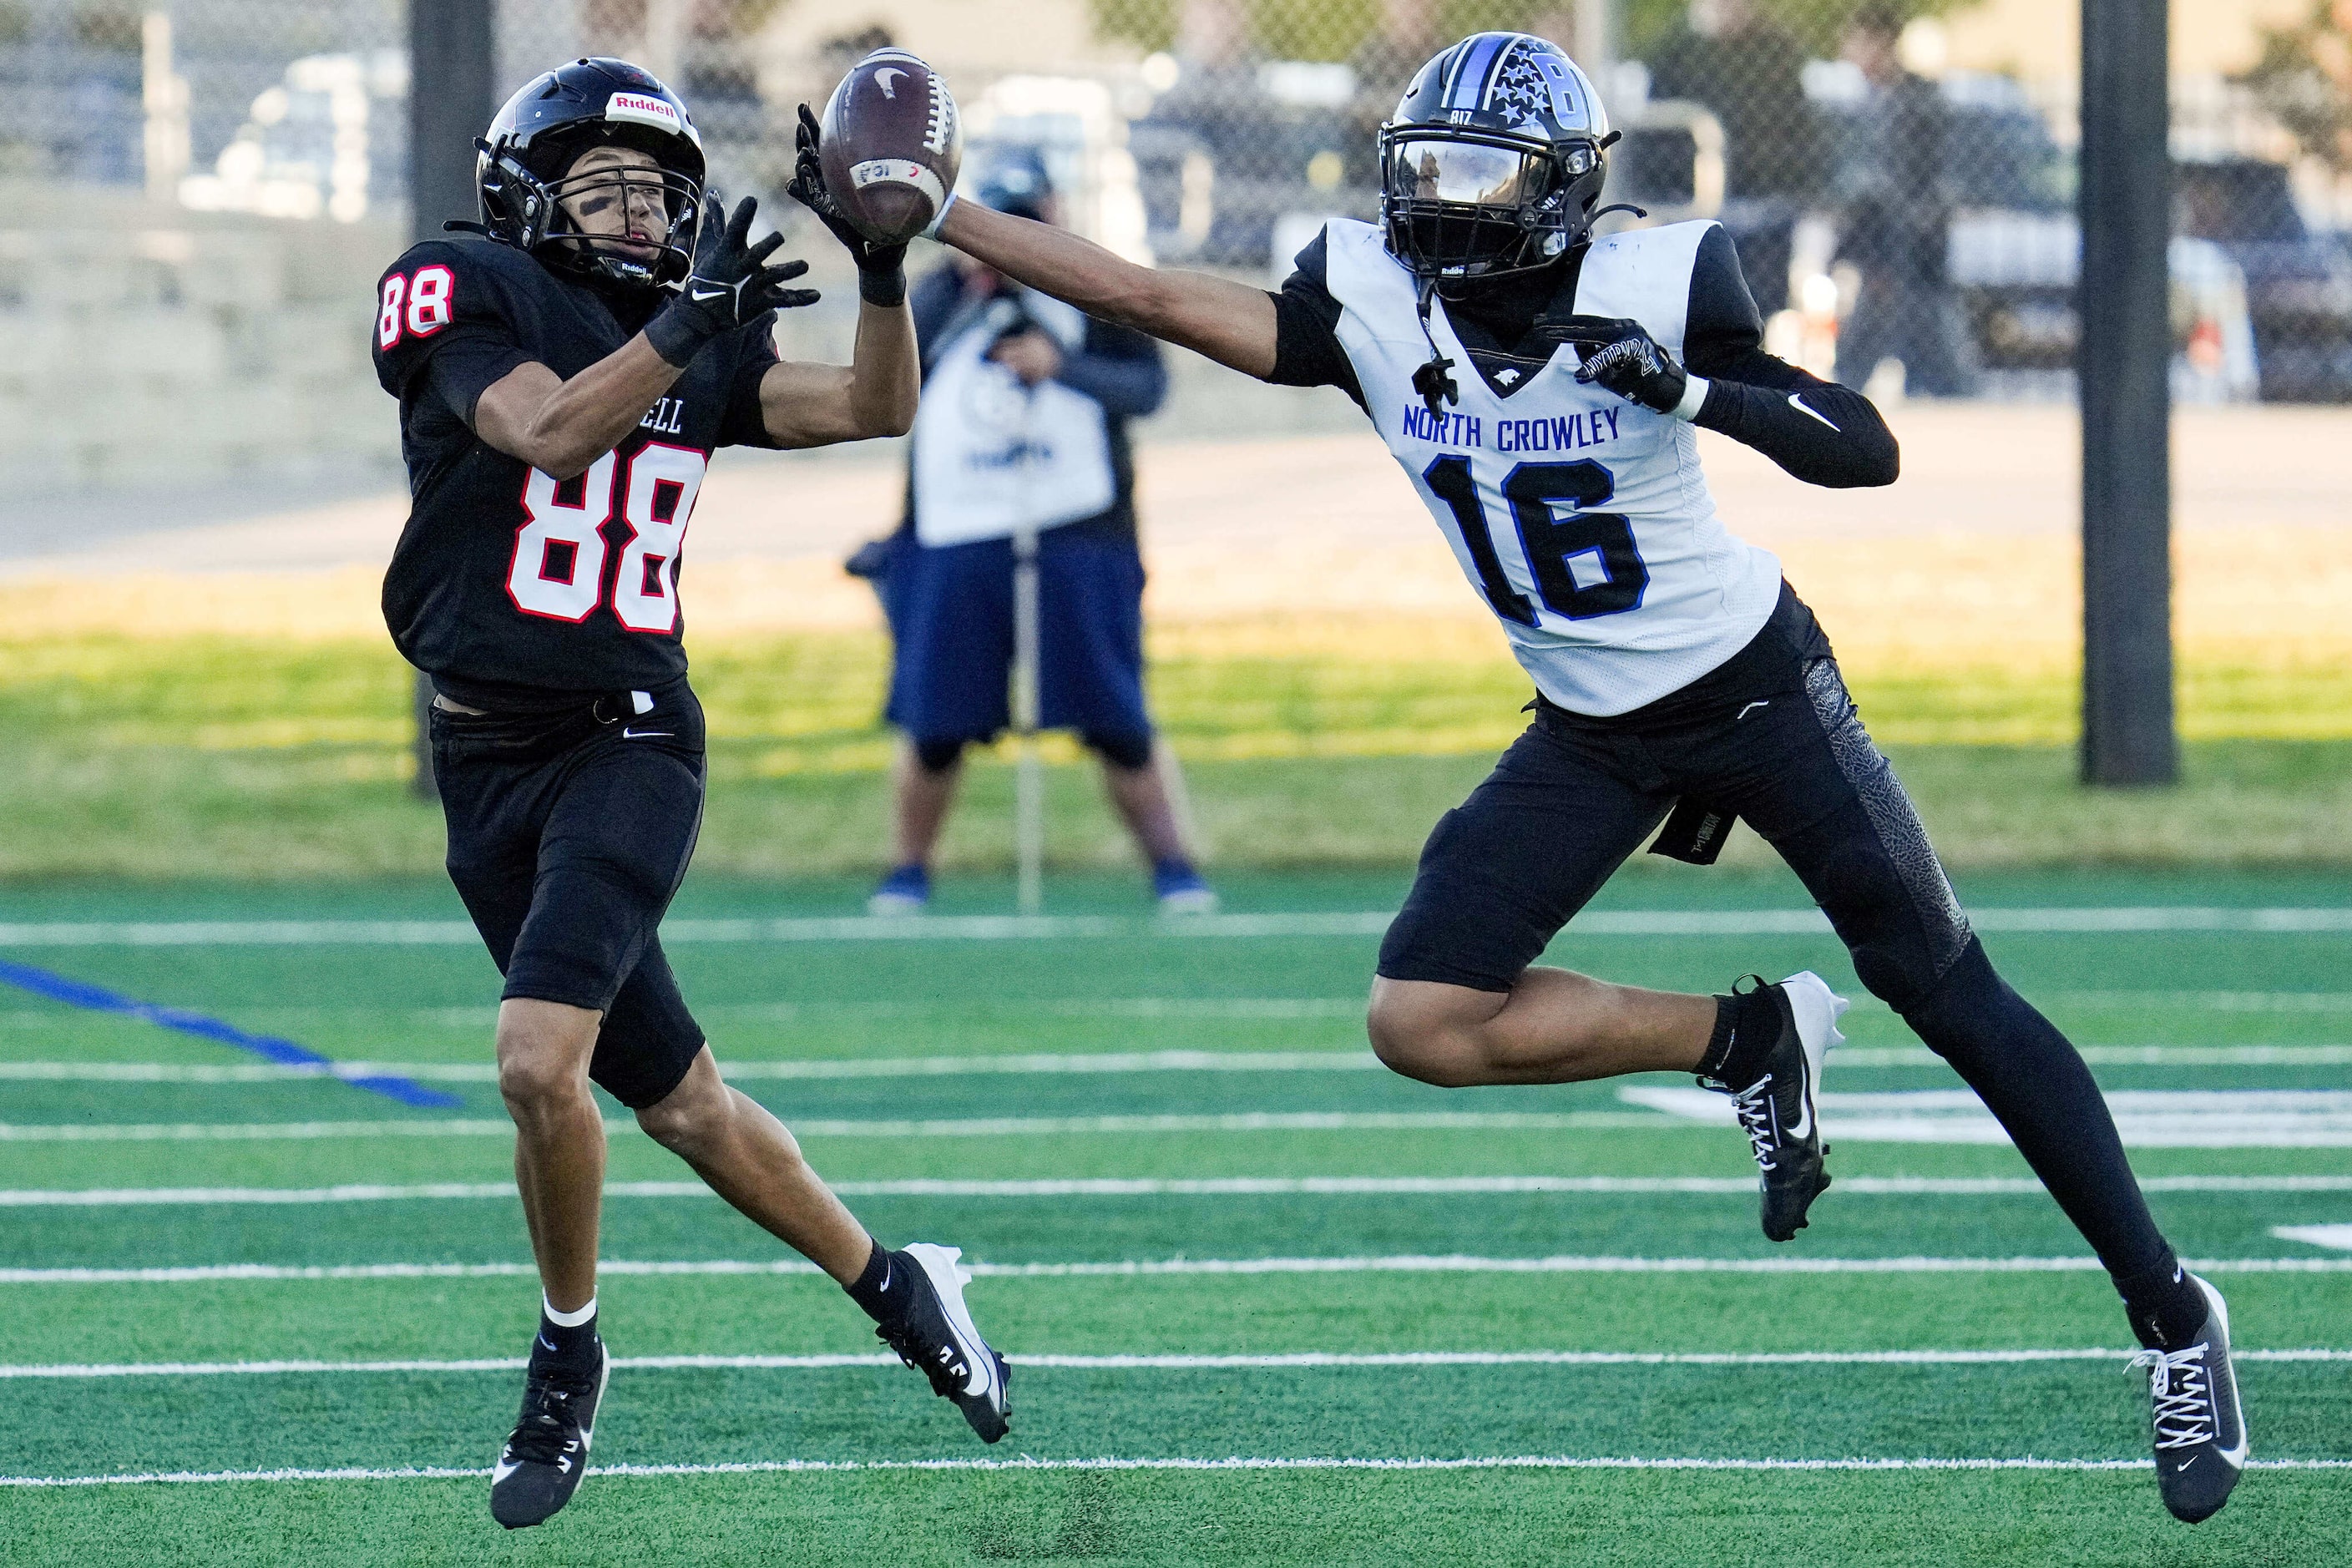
[1697,980,1780,1087]
[843,1238,915,1326]
[2116,1251,2210,1350]
[535,1305,599,1368]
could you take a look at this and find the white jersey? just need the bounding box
[1317,218,1782,716]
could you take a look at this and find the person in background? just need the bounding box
[1643,0,1823,316]
[1830,3,1974,396]
[865,151,1215,916]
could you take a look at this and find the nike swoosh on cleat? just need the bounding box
[1788,393,1841,431]
[620,729,673,740]
[492,1459,520,1485]
[1787,1057,1814,1141]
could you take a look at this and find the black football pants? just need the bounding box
[1378,586,2176,1285]
[430,679,707,1110]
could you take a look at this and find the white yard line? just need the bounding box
[1621,1086,2352,1148]
[3,1454,2346,1488]
[0,1111,1672,1143]
[0,1050,1388,1084]
[6,1347,2347,1381]
[4,907,2352,947]
[15,1041,2352,1081]
[5,1254,2348,1285]
[6,1173,2351,1208]
[2048,991,2352,1012]
[1836,1045,2352,1066]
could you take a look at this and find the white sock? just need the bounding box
[543,1292,597,1328]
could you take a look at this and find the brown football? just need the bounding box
[817,49,964,245]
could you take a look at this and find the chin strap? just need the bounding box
[440,220,496,238]
[1410,276,1459,417]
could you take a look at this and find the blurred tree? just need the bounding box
[2245,0,2352,173]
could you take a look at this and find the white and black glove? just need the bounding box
[788,104,911,308]
[1560,316,1709,420]
[645,194,819,367]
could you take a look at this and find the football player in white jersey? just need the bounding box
[922,33,2243,1520]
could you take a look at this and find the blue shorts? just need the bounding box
[881,528,1153,748]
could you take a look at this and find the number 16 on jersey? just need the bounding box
[1423,456,1649,625]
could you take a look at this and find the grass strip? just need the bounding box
[10,632,2352,876]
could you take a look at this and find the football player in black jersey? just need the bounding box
[914,33,2243,1523]
[372,58,1009,1530]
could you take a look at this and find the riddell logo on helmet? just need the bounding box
[607,92,679,126]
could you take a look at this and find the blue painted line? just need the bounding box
[0,959,462,1110]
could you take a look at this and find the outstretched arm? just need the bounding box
[936,200,1281,379]
[756,296,920,447]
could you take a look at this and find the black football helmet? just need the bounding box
[1378,33,1613,291]
[475,58,706,290]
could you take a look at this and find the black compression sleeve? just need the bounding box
[1691,351,1899,488]
[1678,225,1896,488]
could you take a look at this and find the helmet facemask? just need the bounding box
[1379,124,1605,294]
[483,133,704,290]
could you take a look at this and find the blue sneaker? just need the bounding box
[868,863,930,916]
[1152,859,1218,915]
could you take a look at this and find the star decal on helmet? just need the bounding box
[1487,44,1551,128]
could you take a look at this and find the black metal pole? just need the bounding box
[2078,0,2177,786]
[407,0,498,797]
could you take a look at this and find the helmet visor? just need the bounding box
[1387,139,1557,208]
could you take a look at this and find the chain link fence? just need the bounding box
[3,1,2349,489]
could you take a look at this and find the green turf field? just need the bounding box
[3,869,2349,1564]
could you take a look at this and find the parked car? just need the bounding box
[2175,156,2352,403]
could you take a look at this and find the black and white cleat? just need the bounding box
[1707,970,1848,1242]
[876,1242,1011,1443]
[2135,1275,2248,1524]
[490,1338,609,1529]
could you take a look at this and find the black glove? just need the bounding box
[1557,316,1695,416]
[788,104,910,307]
[645,193,820,367]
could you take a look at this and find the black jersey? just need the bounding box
[372,235,780,707]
